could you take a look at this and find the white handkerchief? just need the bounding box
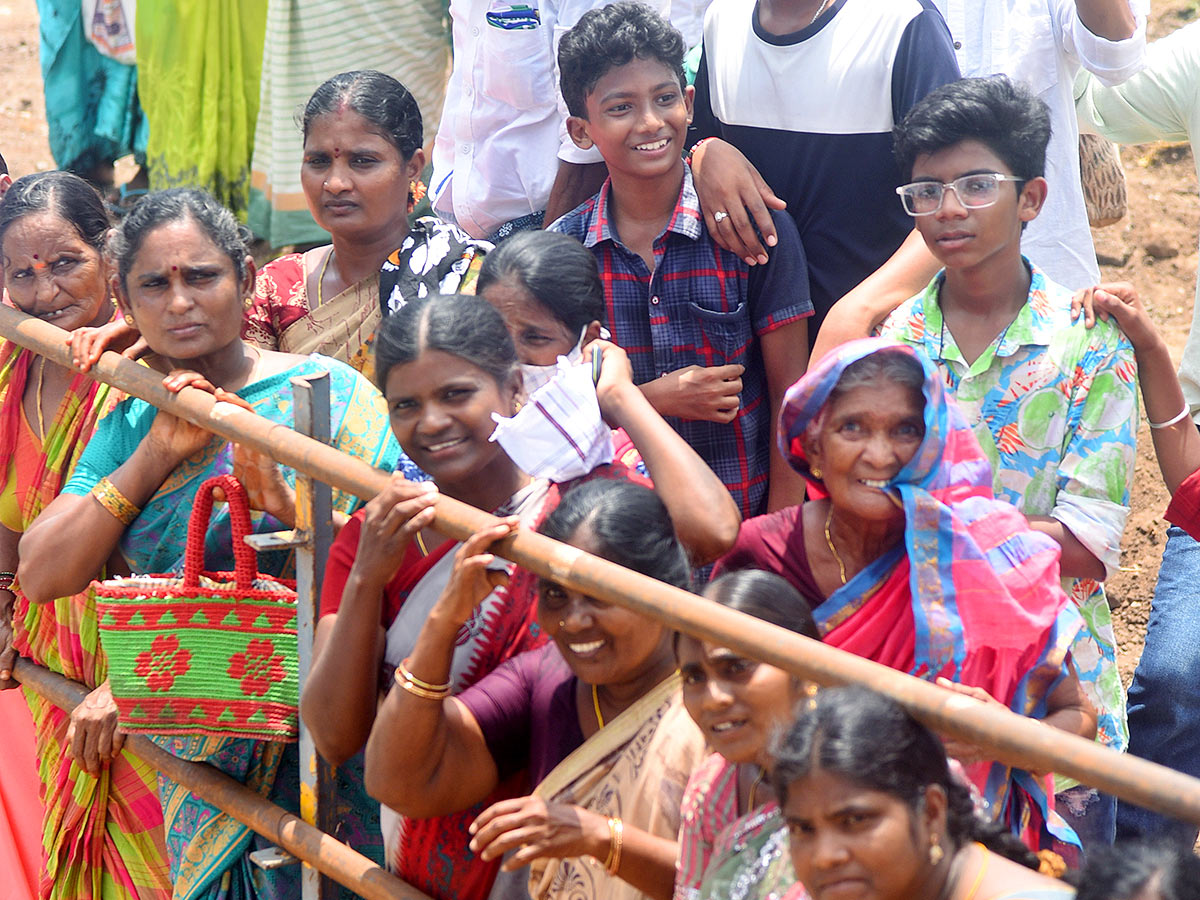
[489,358,613,482]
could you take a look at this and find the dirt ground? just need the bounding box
[3,0,1200,686]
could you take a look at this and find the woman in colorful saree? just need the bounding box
[0,171,171,900]
[363,478,707,900]
[243,69,490,380]
[18,188,404,900]
[713,338,1096,852]
[300,292,737,900]
[673,570,820,900]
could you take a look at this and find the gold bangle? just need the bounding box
[398,658,452,693]
[604,817,623,875]
[393,666,450,701]
[91,477,141,526]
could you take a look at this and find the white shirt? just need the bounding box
[431,0,678,239]
[1076,22,1200,416]
[932,0,1146,289]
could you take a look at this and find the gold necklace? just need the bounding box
[746,766,766,809]
[316,247,334,308]
[824,505,848,585]
[592,683,605,729]
[809,0,832,24]
[33,356,48,442]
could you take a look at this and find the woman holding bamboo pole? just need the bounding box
[18,188,403,900]
[364,478,706,900]
[0,170,172,899]
[301,291,737,900]
[714,339,1095,853]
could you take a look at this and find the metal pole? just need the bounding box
[12,659,435,900]
[294,373,336,900]
[5,305,1200,824]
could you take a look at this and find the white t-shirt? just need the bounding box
[933,0,1147,289]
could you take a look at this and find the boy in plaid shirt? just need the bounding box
[550,1,812,517]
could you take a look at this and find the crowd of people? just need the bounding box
[5,0,1200,899]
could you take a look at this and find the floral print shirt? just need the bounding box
[879,261,1139,771]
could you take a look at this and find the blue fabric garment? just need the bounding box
[1116,526,1200,846]
[36,0,148,172]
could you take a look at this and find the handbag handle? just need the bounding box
[183,475,258,590]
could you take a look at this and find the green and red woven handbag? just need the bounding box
[94,474,300,741]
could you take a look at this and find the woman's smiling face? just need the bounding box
[806,377,926,524]
[2,210,113,332]
[384,348,520,491]
[537,522,671,687]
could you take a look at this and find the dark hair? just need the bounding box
[701,570,819,640]
[109,188,251,292]
[373,293,518,391]
[302,70,423,160]
[558,1,686,119]
[0,151,8,175]
[772,686,1040,870]
[1075,841,1200,900]
[893,76,1051,183]
[539,479,691,592]
[829,348,925,408]
[477,230,606,333]
[0,171,110,253]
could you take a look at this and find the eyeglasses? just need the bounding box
[895,174,1027,216]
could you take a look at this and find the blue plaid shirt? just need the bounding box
[550,166,812,517]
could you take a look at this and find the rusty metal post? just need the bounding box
[6,305,1200,825]
[293,373,336,900]
[12,659,434,900]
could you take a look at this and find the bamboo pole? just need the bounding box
[12,659,435,900]
[5,304,1200,824]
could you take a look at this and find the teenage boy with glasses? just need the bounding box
[878,75,1138,856]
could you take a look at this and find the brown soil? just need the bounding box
[2,0,1200,686]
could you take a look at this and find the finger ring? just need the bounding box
[713,210,728,224]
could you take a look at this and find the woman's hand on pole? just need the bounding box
[432,518,521,627]
[350,476,441,590]
[66,679,126,775]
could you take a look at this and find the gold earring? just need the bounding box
[929,837,944,865]
[810,466,822,480]
[124,313,135,327]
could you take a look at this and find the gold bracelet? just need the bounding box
[603,817,623,876]
[398,658,452,693]
[393,666,450,701]
[91,477,141,526]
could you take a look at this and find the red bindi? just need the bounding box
[32,254,38,260]
[172,265,178,271]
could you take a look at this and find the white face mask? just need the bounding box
[519,325,588,396]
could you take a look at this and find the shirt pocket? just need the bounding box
[481,20,554,110]
[689,302,752,368]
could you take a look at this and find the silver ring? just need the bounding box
[713,210,729,224]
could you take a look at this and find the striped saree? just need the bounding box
[0,342,171,900]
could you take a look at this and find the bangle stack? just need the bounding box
[1149,404,1192,430]
[394,658,451,701]
[0,571,14,594]
[91,477,141,525]
[603,817,624,876]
